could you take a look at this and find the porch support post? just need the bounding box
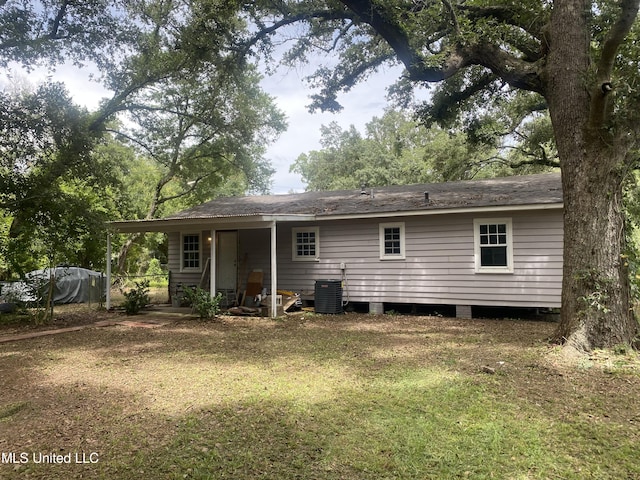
[271,221,277,318]
[210,229,216,298]
[106,232,111,310]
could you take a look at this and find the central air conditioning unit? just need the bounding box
[314,279,343,314]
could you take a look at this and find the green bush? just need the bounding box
[145,258,168,287]
[123,280,150,315]
[183,287,222,320]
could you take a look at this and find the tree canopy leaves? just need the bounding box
[0,0,287,278]
[0,0,136,69]
[0,82,98,212]
[291,109,555,191]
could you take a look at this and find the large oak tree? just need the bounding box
[238,0,640,351]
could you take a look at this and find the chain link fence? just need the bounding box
[1,270,171,312]
[0,268,108,309]
[109,274,169,305]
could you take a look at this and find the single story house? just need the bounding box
[108,172,564,317]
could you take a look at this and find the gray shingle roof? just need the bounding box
[167,172,562,220]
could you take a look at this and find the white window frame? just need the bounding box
[473,218,514,273]
[292,227,320,261]
[181,232,202,272]
[379,222,406,260]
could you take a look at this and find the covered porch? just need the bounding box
[108,214,312,318]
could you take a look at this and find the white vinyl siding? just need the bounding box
[166,209,563,310]
[275,210,562,308]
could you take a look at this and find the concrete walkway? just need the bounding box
[0,318,168,344]
[0,303,200,345]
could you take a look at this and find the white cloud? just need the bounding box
[2,62,111,110]
[53,65,111,110]
[3,59,411,195]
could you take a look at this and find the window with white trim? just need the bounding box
[292,227,319,261]
[181,233,201,271]
[474,218,513,273]
[379,222,406,260]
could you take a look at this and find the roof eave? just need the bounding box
[109,203,563,233]
[313,202,564,221]
[108,214,316,233]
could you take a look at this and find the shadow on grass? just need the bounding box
[2,366,638,480]
[1,314,556,383]
[1,315,639,479]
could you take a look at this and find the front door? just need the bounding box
[216,231,238,291]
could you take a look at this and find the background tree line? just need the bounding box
[291,109,556,191]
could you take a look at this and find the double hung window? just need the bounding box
[379,222,406,260]
[474,219,513,273]
[182,233,201,271]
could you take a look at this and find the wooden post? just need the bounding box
[271,221,277,318]
[106,233,111,310]
[210,229,216,299]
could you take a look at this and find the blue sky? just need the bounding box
[258,63,406,193]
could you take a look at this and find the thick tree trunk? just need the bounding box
[546,0,638,351]
[557,156,636,351]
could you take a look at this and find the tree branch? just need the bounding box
[340,0,453,81]
[589,0,640,128]
[597,0,640,82]
[48,1,70,40]
[105,128,156,158]
[441,0,460,35]
[89,71,174,131]
[240,9,354,55]
[339,0,544,93]
[465,42,544,94]
[324,20,356,53]
[420,72,496,126]
[155,170,220,207]
[460,4,548,42]
[308,52,395,111]
[474,152,559,172]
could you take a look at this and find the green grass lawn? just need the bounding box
[0,312,638,479]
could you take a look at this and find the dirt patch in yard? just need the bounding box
[0,304,114,335]
[0,309,639,479]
